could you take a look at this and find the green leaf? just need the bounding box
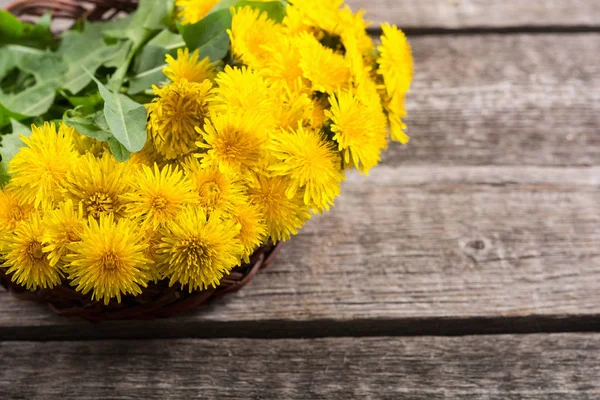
[0,119,32,183]
[1,79,58,118]
[58,24,129,94]
[178,9,232,61]
[209,0,286,22]
[129,30,184,94]
[88,72,147,152]
[103,0,176,90]
[107,137,131,162]
[0,10,55,49]
[63,111,111,142]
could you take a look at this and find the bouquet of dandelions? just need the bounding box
[0,0,412,315]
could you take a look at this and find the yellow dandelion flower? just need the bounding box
[164,48,215,83]
[258,36,306,88]
[147,79,213,160]
[211,66,276,123]
[124,164,198,229]
[142,229,163,282]
[377,23,413,97]
[64,214,150,305]
[0,186,34,233]
[326,89,388,174]
[196,109,269,176]
[61,153,131,219]
[176,0,220,25]
[230,202,267,264]
[42,200,85,267]
[274,83,314,130]
[70,130,108,157]
[386,93,410,144]
[269,124,344,212]
[228,5,283,69]
[157,206,243,291]
[311,95,328,129]
[284,0,345,35]
[294,33,351,92]
[183,159,247,218]
[247,174,310,242]
[0,213,62,290]
[8,122,79,209]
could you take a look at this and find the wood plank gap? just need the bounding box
[369,26,600,36]
[2,314,600,341]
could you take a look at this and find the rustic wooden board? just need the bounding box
[0,165,598,339]
[388,33,600,167]
[1,334,599,399]
[347,0,600,29]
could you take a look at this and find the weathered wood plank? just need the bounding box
[347,0,600,29]
[388,33,600,167]
[1,334,599,399]
[0,166,598,338]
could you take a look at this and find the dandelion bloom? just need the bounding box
[42,200,85,267]
[196,109,269,176]
[377,23,413,98]
[65,214,151,305]
[0,213,62,290]
[147,79,213,159]
[157,207,244,291]
[183,160,247,218]
[176,0,220,25]
[247,174,310,242]
[229,202,267,264]
[164,48,215,83]
[269,124,345,212]
[326,89,388,174]
[61,153,132,219]
[0,186,34,233]
[124,164,198,229]
[9,122,79,209]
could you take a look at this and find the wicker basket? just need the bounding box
[2,0,283,321]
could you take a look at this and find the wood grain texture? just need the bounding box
[0,166,598,338]
[0,334,599,399]
[387,34,600,167]
[347,0,600,29]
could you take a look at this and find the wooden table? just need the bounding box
[1,1,600,398]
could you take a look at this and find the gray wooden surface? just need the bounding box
[1,334,600,399]
[1,1,600,399]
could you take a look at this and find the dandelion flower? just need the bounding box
[183,160,247,218]
[196,109,269,176]
[211,66,275,122]
[65,214,150,305]
[273,83,314,130]
[326,89,388,174]
[377,23,413,97]
[294,33,351,93]
[284,0,345,35]
[176,0,220,25]
[164,48,215,83]
[61,153,132,219]
[70,130,108,157]
[42,200,85,267]
[247,174,311,242]
[0,213,62,290]
[269,125,344,212]
[228,6,283,69]
[147,79,213,160]
[386,93,410,144]
[124,164,198,229]
[0,186,34,233]
[9,122,79,208]
[157,206,243,291]
[230,202,267,263]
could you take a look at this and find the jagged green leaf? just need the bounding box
[129,30,185,94]
[0,119,32,184]
[88,72,147,152]
[0,10,55,49]
[178,9,232,61]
